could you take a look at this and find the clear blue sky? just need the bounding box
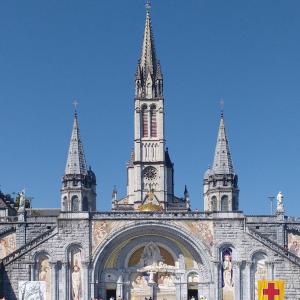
[0,0,300,216]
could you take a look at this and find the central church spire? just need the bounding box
[135,3,163,99]
[112,3,188,212]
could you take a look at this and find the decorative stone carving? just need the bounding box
[288,233,300,257]
[0,233,16,259]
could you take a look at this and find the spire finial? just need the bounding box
[220,98,224,118]
[145,0,151,14]
[73,99,79,114]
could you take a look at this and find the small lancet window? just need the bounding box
[150,105,157,137]
[142,105,148,137]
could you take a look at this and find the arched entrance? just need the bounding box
[91,222,213,300]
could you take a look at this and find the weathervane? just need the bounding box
[145,0,151,14]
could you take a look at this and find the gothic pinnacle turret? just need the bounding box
[204,112,239,212]
[61,108,96,212]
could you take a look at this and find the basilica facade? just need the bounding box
[1,4,300,300]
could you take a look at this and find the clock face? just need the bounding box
[143,166,157,180]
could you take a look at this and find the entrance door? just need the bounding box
[188,289,198,300]
[106,289,116,300]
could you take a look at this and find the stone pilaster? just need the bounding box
[233,261,241,300]
[28,263,34,281]
[82,261,89,300]
[59,262,68,300]
[116,274,123,299]
[50,262,57,300]
[266,261,274,280]
[214,262,221,300]
[243,262,252,300]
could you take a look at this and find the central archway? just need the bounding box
[91,221,213,300]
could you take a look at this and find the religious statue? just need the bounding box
[148,270,155,284]
[277,191,284,212]
[222,251,234,300]
[18,189,26,212]
[39,260,49,282]
[290,240,300,256]
[139,242,163,267]
[72,264,82,300]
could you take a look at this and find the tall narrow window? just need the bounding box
[142,105,148,137]
[211,196,217,211]
[221,195,229,212]
[71,196,79,212]
[150,104,157,137]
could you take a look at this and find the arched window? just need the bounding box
[62,196,68,211]
[221,195,229,212]
[142,105,148,137]
[71,196,79,212]
[211,196,217,211]
[150,104,157,137]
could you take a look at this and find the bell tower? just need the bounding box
[113,2,188,211]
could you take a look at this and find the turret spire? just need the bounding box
[212,113,234,175]
[203,111,239,212]
[61,107,96,212]
[65,111,88,175]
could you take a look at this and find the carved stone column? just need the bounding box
[266,261,274,280]
[213,262,221,300]
[59,262,68,300]
[116,274,123,299]
[243,262,252,300]
[233,262,241,300]
[28,262,34,281]
[174,273,183,300]
[82,261,89,300]
[50,262,57,300]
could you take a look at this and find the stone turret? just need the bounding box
[60,110,96,212]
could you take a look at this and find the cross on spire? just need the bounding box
[73,100,79,111]
[220,98,224,117]
[263,283,280,300]
[145,0,151,14]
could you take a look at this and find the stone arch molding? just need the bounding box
[92,221,214,283]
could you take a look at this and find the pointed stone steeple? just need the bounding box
[135,2,163,98]
[61,109,96,212]
[114,3,187,212]
[204,112,239,212]
[140,8,157,75]
[65,111,88,176]
[212,113,234,175]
